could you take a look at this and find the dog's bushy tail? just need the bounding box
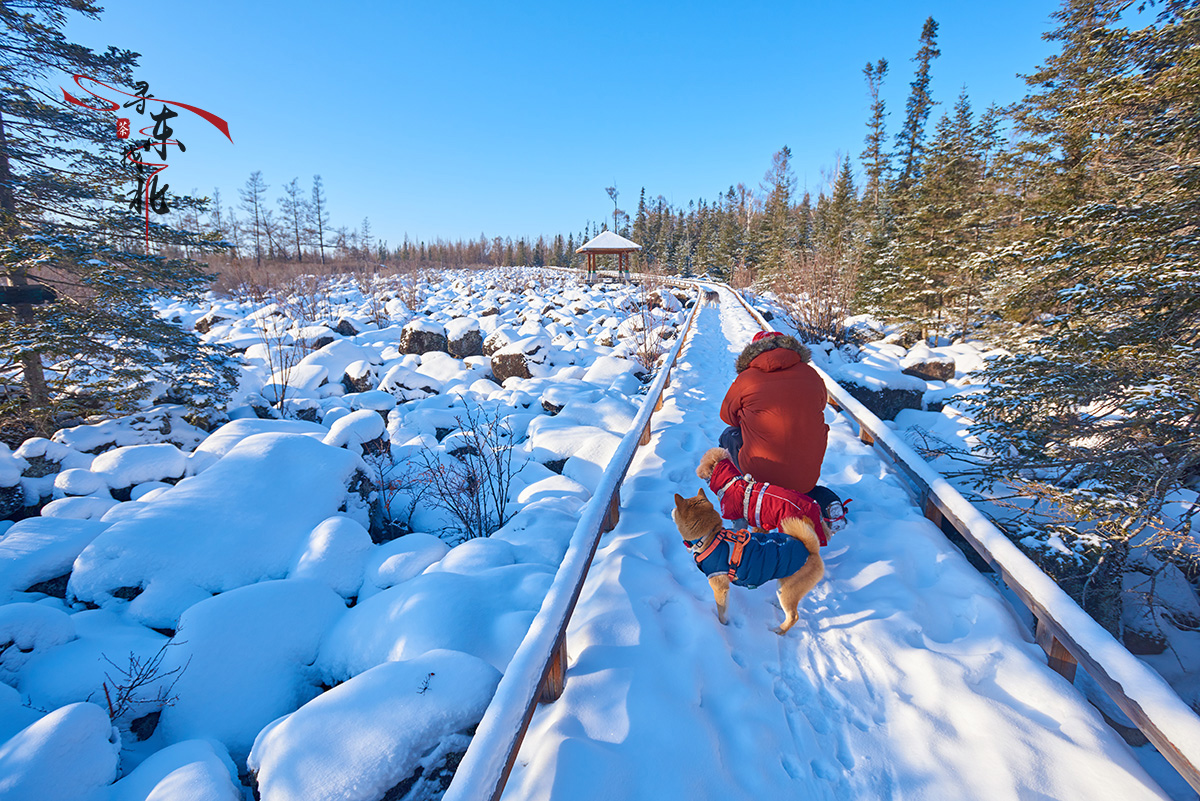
[696,447,730,481]
[780,516,822,556]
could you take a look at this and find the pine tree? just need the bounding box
[861,58,891,214]
[968,0,1200,632]
[0,0,236,430]
[893,17,941,199]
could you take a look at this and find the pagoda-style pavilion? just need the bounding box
[576,231,642,281]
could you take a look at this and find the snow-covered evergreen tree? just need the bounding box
[0,0,237,437]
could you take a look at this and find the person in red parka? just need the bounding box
[719,330,842,521]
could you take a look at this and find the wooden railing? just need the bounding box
[442,289,703,801]
[726,285,1200,795]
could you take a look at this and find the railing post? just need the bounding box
[1036,616,1079,682]
[639,419,653,445]
[540,636,568,703]
[860,424,875,445]
[924,494,943,528]
[601,493,620,532]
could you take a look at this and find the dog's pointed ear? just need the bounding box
[695,488,708,501]
[673,493,685,506]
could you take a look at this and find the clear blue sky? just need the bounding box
[66,1,1063,249]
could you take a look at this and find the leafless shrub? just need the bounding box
[256,309,301,408]
[771,251,857,345]
[405,401,525,541]
[364,450,429,541]
[100,641,188,724]
[626,275,673,373]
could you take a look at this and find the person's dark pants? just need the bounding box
[718,425,841,519]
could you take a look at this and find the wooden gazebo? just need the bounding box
[576,230,642,281]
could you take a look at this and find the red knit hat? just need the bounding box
[752,330,783,343]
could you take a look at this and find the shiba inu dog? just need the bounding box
[673,489,823,635]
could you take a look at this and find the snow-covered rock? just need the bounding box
[399,318,448,355]
[91,444,187,490]
[0,702,120,801]
[68,434,372,619]
[157,579,347,763]
[248,650,500,801]
[289,516,373,599]
[108,739,241,801]
[0,518,108,601]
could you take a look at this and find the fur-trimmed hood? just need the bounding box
[735,334,811,373]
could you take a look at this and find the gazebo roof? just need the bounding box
[576,230,642,253]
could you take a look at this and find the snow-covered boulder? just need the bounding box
[68,434,372,619]
[289,516,373,599]
[194,308,233,334]
[0,702,120,801]
[341,359,377,394]
[359,533,450,600]
[319,564,554,679]
[0,518,108,601]
[108,739,241,801]
[187,418,327,475]
[446,317,483,358]
[379,364,442,402]
[297,340,381,383]
[830,362,928,421]
[491,335,552,383]
[482,326,517,356]
[51,468,108,499]
[39,496,120,521]
[248,650,500,801]
[157,579,347,763]
[901,342,956,382]
[0,603,75,682]
[91,443,187,491]
[323,409,388,457]
[399,318,448,355]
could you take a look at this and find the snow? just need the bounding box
[158,579,347,763]
[109,739,241,801]
[481,284,1175,801]
[188,418,327,474]
[39,495,120,520]
[359,533,450,600]
[321,408,385,452]
[288,516,373,598]
[318,565,554,680]
[0,517,108,601]
[3,270,1194,800]
[90,444,187,489]
[16,608,169,715]
[52,468,108,498]
[0,603,75,682]
[248,650,501,801]
[68,433,370,618]
[0,702,120,801]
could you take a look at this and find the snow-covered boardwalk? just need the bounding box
[502,287,1170,801]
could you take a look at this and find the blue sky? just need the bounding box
[66,1,1063,249]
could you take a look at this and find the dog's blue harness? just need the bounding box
[687,528,811,589]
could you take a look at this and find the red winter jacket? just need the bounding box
[706,457,828,546]
[719,335,828,494]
